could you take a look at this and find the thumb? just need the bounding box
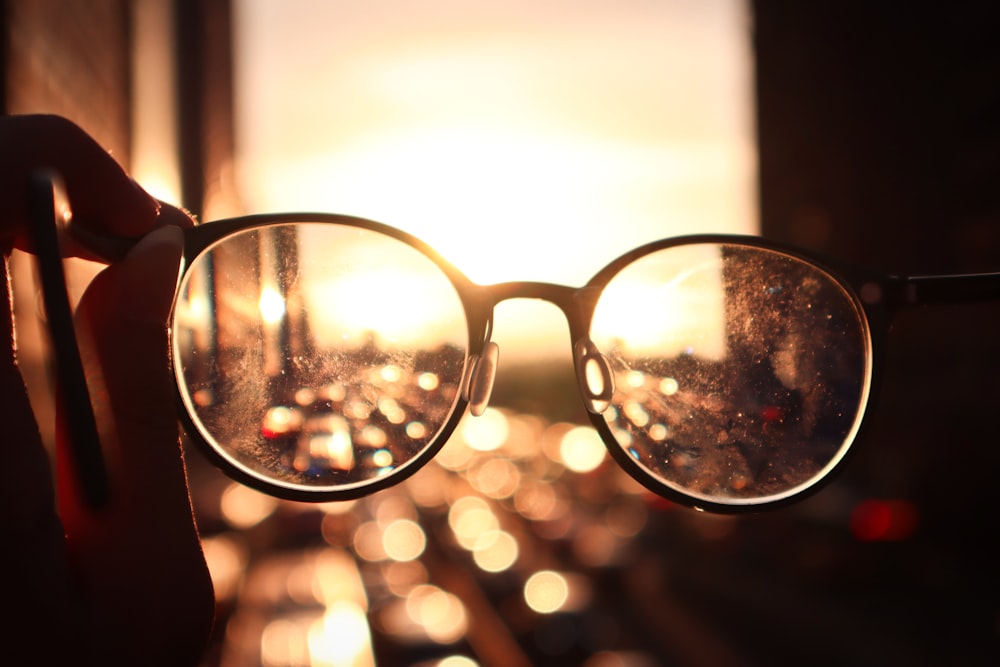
[60,224,214,665]
[61,224,189,511]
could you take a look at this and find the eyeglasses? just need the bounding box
[32,173,1000,513]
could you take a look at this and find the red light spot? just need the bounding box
[850,499,919,541]
[760,406,784,423]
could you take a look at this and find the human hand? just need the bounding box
[0,115,213,666]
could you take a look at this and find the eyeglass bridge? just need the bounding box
[464,281,615,418]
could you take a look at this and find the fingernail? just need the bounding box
[127,222,183,256]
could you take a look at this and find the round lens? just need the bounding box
[172,222,470,498]
[589,242,871,507]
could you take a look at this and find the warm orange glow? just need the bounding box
[382,519,427,562]
[438,657,479,667]
[247,128,750,287]
[200,533,247,602]
[352,521,388,562]
[574,524,619,567]
[258,286,287,325]
[589,244,729,359]
[261,618,311,667]
[433,436,476,472]
[514,480,564,522]
[458,407,509,452]
[382,560,429,598]
[131,0,181,205]
[178,5,774,664]
[235,1,757,299]
[220,482,278,528]
[308,601,375,667]
[448,495,500,550]
[313,548,370,609]
[605,500,649,538]
[559,426,607,473]
[304,267,460,347]
[471,529,519,573]
[470,458,520,499]
[405,584,469,644]
[524,570,569,614]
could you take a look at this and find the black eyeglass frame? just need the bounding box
[31,171,1000,514]
[171,212,1000,512]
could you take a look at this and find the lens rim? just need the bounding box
[171,220,894,510]
[578,234,885,512]
[170,213,491,501]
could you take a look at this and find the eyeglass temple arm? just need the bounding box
[895,272,1000,307]
[27,171,110,510]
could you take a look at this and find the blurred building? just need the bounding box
[754,5,1000,664]
[1,0,236,452]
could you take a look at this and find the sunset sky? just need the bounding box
[233,0,756,289]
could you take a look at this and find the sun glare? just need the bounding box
[589,244,729,359]
[235,0,756,289]
[249,126,743,287]
[258,286,287,325]
[131,0,181,205]
[305,267,459,347]
[295,226,469,349]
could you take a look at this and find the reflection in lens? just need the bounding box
[590,243,870,506]
[172,222,469,496]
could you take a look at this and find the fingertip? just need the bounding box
[155,201,198,230]
[3,115,162,239]
[41,116,161,233]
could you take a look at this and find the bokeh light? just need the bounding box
[220,483,279,529]
[524,570,570,614]
[200,533,247,602]
[405,585,469,644]
[559,426,608,473]
[382,519,427,562]
[448,495,500,551]
[471,530,520,573]
[459,407,509,452]
[308,601,374,667]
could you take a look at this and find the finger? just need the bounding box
[0,115,169,251]
[62,199,196,263]
[60,225,214,664]
[156,201,198,230]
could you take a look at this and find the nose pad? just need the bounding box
[463,341,500,416]
[574,338,615,414]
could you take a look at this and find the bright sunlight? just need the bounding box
[234,0,757,288]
